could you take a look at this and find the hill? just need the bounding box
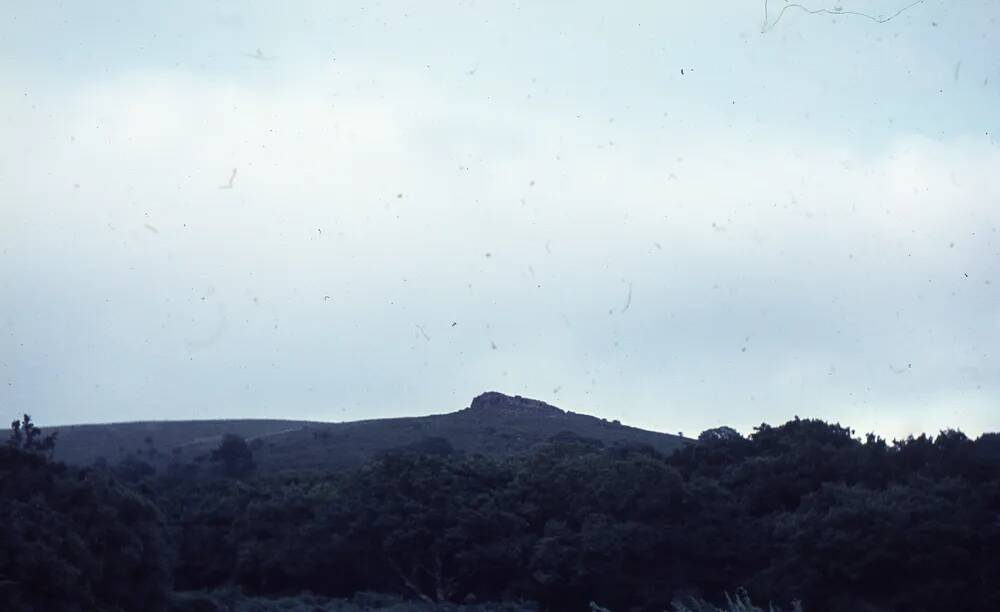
[50,392,689,473]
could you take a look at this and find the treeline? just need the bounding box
[0,416,172,612]
[3,415,1000,611]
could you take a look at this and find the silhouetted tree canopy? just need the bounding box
[0,419,172,612]
[7,414,57,456]
[210,434,255,478]
[3,414,999,611]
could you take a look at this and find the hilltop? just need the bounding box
[50,392,689,473]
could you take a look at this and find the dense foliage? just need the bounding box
[3,414,999,611]
[0,417,172,612]
[156,422,1000,611]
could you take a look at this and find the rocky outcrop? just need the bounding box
[466,392,566,417]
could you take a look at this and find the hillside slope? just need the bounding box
[51,392,689,472]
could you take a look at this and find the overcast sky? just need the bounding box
[2,1,999,439]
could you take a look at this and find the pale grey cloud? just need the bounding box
[1,0,998,439]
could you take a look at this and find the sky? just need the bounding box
[1,0,999,439]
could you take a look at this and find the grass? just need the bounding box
[172,589,539,612]
[670,589,803,612]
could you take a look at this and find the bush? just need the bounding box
[211,434,256,478]
[0,445,173,612]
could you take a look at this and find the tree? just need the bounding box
[210,434,255,478]
[1,422,172,611]
[698,426,742,443]
[7,414,57,457]
[155,415,1000,610]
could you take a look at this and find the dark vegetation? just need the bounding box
[3,394,999,611]
[1,416,171,612]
